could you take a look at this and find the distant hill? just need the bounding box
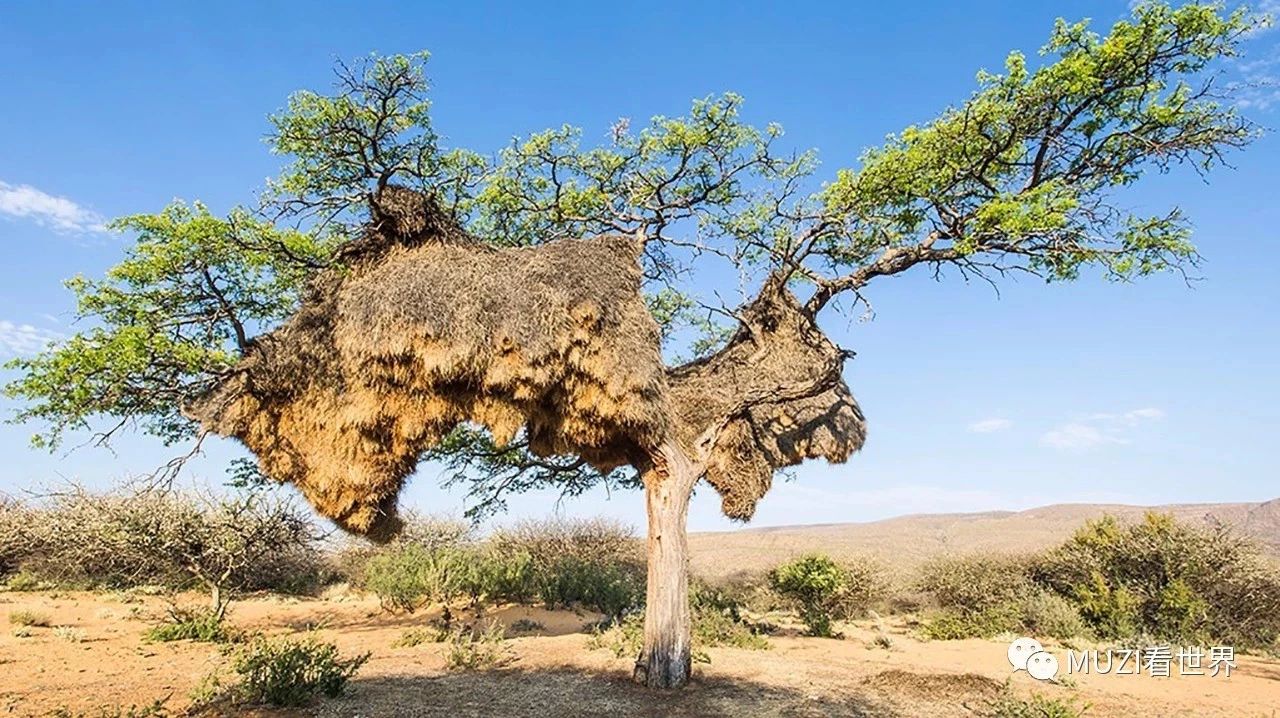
[687,498,1280,580]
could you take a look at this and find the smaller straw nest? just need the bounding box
[668,284,866,521]
[187,188,669,540]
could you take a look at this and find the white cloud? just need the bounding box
[0,180,105,233]
[968,417,1012,433]
[1041,407,1164,450]
[0,320,64,357]
[1040,423,1126,450]
[1124,407,1165,422]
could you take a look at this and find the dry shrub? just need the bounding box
[491,517,640,570]
[0,496,30,577]
[443,621,511,670]
[918,553,1035,615]
[1033,512,1280,647]
[9,609,51,627]
[334,512,472,586]
[493,517,643,618]
[359,523,642,619]
[918,553,1088,641]
[0,487,324,610]
[917,554,1086,641]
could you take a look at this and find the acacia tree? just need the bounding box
[4,3,1265,688]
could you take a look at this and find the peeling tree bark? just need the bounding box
[634,439,701,688]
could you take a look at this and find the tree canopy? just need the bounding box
[4,1,1266,512]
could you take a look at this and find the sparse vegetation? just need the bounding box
[9,609,51,627]
[590,584,770,659]
[915,513,1280,648]
[145,606,238,643]
[917,554,1066,640]
[358,518,644,621]
[1033,513,1280,647]
[53,626,87,643]
[443,621,510,670]
[203,634,369,707]
[392,626,444,648]
[768,554,882,637]
[0,487,323,616]
[986,686,1089,718]
[45,700,172,718]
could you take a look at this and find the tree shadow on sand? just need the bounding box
[308,665,900,718]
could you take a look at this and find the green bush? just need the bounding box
[693,605,770,650]
[224,635,368,707]
[689,581,770,649]
[362,543,466,613]
[535,555,644,618]
[921,606,1017,640]
[457,548,535,609]
[1033,513,1280,646]
[360,528,643,621]
[768,554,881,636]
[145,607,237,643]
[2,570,47,592]
[363,543,541,617]
[334,513,471,586]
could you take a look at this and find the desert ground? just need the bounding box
[3,501,1279,717]
[1,591,1277,716]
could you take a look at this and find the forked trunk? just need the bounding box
[634,440,700,688]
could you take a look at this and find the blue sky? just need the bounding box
[1,1,1277,533]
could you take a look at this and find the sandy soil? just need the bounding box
[1,590,1277,717]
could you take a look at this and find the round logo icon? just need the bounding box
[1007,637,1044,671]
[1026,650,1059,681]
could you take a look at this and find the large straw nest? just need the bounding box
[189,187,667,539]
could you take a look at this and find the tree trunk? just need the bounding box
[211,583,226,621]
[634,440,700,688]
